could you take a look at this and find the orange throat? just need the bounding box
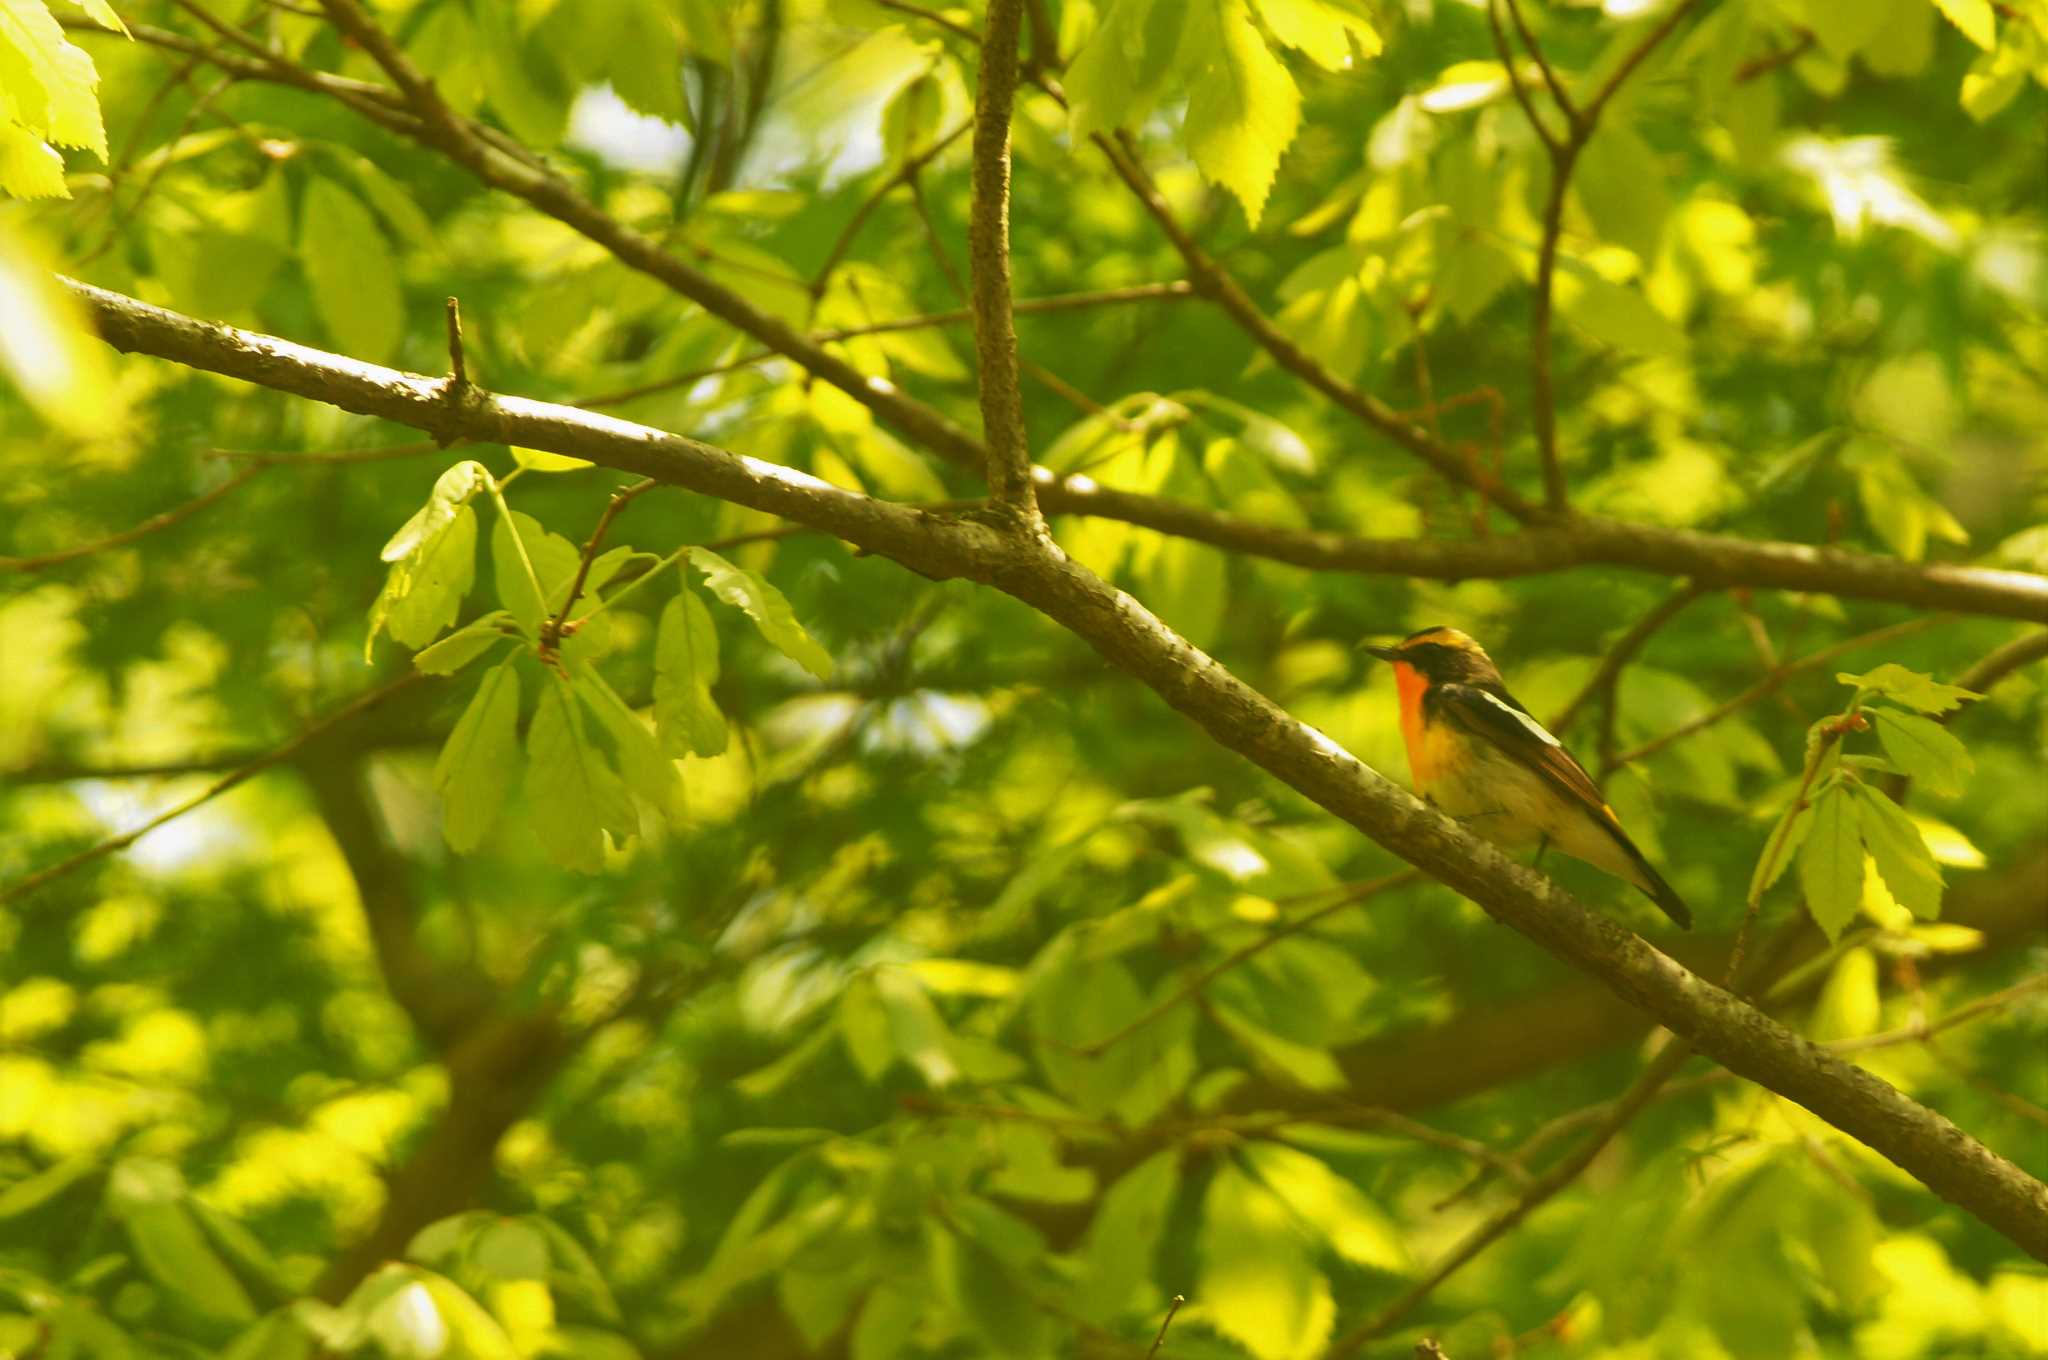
[1392,661,1435,787]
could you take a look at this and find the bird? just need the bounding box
[1362,626,1693,929]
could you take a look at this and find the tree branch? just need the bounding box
[59,283,2048,1260]
[1,464,266,571]
[0,672,423,906]
[966,0,1041,523]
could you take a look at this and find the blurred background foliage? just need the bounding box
[1,0,2046,1357]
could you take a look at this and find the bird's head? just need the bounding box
[1361,626,1504,686]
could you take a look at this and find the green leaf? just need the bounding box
[1749,802,1812,904]
[1576,120,1671,263]
[575,666,684,820]
[1183,0,1303,229]
[1849,782,1945,920]
[653,587,728,757]
[1198,1161,1334,1360]
[1932,0,1996,48]
[475,0,569,147]
[871,967,959,1088]
[1837,664,1980,715]
[1558,268,1689,358]
[379,505,477,651]
[413,611,513,676]
[1797,785,1863,942]
[328,149,439,253]
[1810,946,1881,1041]
[0,1153,98,1218]
[381,462,489,561]
[473,1220,549,1280]
[433,657,522,854]
[1239,1141,1409,1272]
[125,1200,258,1323]
[851,1283,921,1360]
[529,1217,621,1323]
[0,0,107,160]
[1210,1003,1345,1091]
[510,446,593,473]
[491,508,582,637]
[1066,0,1192,144]
[1077,1148,1179,1321]
[300,177,403,364]
[1870,710,1974,796]
[837,975,895,1083]
[527,674,637,871]
[1249,0,1380,70]
[689,548,833,679]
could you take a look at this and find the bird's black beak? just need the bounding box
[1360,642,1403,662]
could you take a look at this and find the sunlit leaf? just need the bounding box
[301,176,404,364]
[1838,664,1981,715]
[1850,782,1944,920]
[1197,1161,1334,1360]
[1183,0,1303,229]
[690,548,833,679]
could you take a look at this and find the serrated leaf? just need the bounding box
[414,612,514,675]
[527,675,637,871]
[1184,0,1303,229]
[0,123,69,198]
[690,548,832,679]
[1871,709,1974,796]
[1849,783,1944,920]
[301,177,403,364]
[433,658,522,853]
[1239,1141,1408,1272]
[0,0,107,158]
[653,588,728,757]
[1838,664,1980,715]
[1797,786,1863,942]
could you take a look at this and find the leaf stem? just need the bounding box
[485,476,549,634]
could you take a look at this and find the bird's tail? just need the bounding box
[1628,851,1693,930]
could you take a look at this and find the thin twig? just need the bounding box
[1,466,267,572]
[1325,1039,1697,1359]
[1610,615,1949,770]
[1069,871,1422,1057]
[1147,1295,1186,1360]
[540,479,659,653]
[1547,580,1711,733]
[444,297,468,385]
[1737,31,1816,83]
[811,119,973,296]
[1490,0,1564,151]
[1504,0,1578,125]
[0,673,424,906]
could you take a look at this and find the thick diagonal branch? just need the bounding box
[67,280,2048,1260]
